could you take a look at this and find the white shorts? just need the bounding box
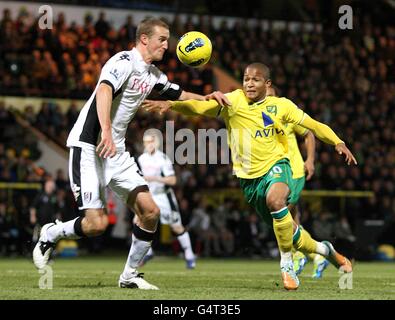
[153,190,182,226]
[69,147,147,210]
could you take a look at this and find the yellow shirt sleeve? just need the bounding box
[279,97,306,124]
[299,114,344,145]
[170,91,238,118]
[170,99,221,117]
[293,124,308,137]
[279,97,343,146]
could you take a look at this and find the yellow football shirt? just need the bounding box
[172,89,306,179]
[263,100,309,179]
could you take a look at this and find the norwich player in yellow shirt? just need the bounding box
[143,63,355,290]
[266,85,330,279]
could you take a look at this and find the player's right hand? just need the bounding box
[304,159,315,180]
[335,143,357,166]
[204,91,231,107]
[142,100,172,115]
[97,129,116,158]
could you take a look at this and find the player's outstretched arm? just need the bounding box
[142,100,172,114]
[179,90,231,107]
[300,115,357,166]
[142,99,222,117]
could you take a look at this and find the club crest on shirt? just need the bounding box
[266,105,277,115]
[110,68,120,80]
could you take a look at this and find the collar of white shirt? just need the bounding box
[132,48,150,73]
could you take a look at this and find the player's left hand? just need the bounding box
[204,91,231,107]
[142,100,171,115]
[304,159,315,180]
[335,143,358,165]
[97,129,116,158]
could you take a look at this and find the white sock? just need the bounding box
[177,232,194,260]
[316,242,330,256]
[122,234,152,278]
[280,251,293,266]
[46,218,81,242]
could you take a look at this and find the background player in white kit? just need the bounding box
[137,130,196,269]
[32,17,229,290]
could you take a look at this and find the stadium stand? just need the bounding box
[0,1,394,259]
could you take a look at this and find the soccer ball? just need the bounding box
[176,31,212,68]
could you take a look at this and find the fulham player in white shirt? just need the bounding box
[137,130,196,269]
[33,17,229,290]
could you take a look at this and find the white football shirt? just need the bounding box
[138,150,175,195]
[67,48,182,151]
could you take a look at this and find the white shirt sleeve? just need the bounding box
[152,66,182,100]
[162,154,175,177]
[99,52,132,93]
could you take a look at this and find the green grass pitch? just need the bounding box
[1,255,394,300]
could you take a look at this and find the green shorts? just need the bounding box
[239,159,294,227]
[288,176,305,205]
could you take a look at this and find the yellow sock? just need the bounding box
[272,207,294,253]
[293,250,306,260]
[293,226,318,256]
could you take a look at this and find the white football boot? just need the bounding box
[32,221,60,269]
[119,272,159,290]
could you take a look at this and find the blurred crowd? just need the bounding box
[0,9,214,98]
[0,106,78,255]
[1,5,395,258]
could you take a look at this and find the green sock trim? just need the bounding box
[271,207,289,220]
[293,226,301,244]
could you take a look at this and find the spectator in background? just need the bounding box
[30,179,58,242]
[15,195,34,255]
[66,102,79,130]
[312,210,334,241]
[35,102,52,132]
[239,210,271,257]
[55,169,68,190]
[377,208,395,249]
[94,11,110,39]
[0,202,11,255]
[212,202,234,257]
[24,105,36,125]
[333,214,356,258]
[0,202,19,255]
[55,188,77,222]
[120,15,136,44]
[188,203,221,257]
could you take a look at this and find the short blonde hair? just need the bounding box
[136,17,169,42]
